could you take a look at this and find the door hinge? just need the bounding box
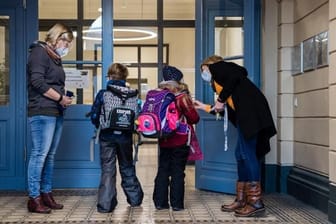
[24,146,27,161]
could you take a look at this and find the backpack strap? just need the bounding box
[132,132,143,165]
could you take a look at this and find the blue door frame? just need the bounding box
[194,0,261,194]
[0,0,30,190]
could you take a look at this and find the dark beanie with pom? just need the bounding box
[162,65,183,81]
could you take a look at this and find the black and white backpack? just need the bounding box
[99,84,139,131]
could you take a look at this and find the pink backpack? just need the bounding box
[137,89,188,138]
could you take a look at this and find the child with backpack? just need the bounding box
[89,63,143,213]
[152,65,200,211]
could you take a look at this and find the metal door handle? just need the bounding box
[90,138,95,161]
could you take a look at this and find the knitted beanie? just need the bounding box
[162,65,183,81]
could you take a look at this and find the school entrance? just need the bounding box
[0,0,261,192]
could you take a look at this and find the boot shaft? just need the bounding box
[236,181,246,201]
[245,181,262,203]
[234,181,265,217]
[221,181,246,212]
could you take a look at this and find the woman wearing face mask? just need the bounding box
[194,55,276,217]
[26,23,74,213]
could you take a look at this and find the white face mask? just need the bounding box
[201,70,212,82]
[55,47,69,58]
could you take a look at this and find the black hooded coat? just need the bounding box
[208,61,277,158]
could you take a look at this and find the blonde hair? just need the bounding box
[107,63,129,80]
[158,80,179,93]
[45,23,74,46]
[201,55,223,68]
[178,82,190,94]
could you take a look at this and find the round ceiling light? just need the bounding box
[83,16,157,42]
[83,28,157,42]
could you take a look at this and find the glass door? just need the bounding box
[38,0,103,188]
[195,0,260,193]
[36,0,197,188]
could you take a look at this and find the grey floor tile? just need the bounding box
[0,144,331,224]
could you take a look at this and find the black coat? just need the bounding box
[209,61,277,158]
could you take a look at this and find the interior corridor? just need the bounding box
[0,144,330,223]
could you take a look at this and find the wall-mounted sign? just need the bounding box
[291,43,302,75]
[316,31,328,67]
[303,37,315,72]
[64,68,89,88]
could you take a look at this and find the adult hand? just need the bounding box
[60,95,73,108]
[212,100,224,113]
[193,100,207,111]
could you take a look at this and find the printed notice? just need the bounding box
[64,68,89,88]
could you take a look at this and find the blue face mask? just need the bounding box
[55,47,69,58]
[201,70,212,82]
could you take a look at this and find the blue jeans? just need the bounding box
[235,126,260,182]
[27,115,64,198]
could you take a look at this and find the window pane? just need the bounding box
[215,17,244,60]
[164,28,195,97]
[83,24,102,61]
[127,67,140,90]
[212,16,244,102]
[63,64,102,105]
[164,0,195,20]
[114,47,138,63]
[84,0,101,20]
[0,16,9,105]
[140,67,158,100]
[39,0,77,19]
[114,0,157,20]
[141,47,157,63]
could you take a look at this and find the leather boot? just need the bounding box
[221,181,246,212]
[41,192,64,209]
[27,196,51,214]
[234,181,265,217]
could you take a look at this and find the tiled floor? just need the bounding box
[0,144,331,224]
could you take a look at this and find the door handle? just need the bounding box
[90,138,95,161]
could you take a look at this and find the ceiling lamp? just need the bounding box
[83,16,157,42]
